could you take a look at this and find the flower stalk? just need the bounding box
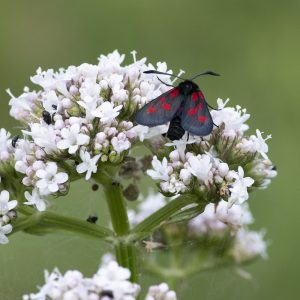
[13,205,114,240]
[129,194,198,242]
[95,169,139,283]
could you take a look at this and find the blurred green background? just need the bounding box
[0,0,299,299]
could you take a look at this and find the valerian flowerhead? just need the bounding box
[3,50,175,213]
[130,191,267,269]
[146,96,276,207]
[1,50,276,246]
[23,257,177,300]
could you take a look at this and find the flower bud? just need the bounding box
[218,163,229,177]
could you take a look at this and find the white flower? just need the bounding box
[166,134,198,161]
[76,150,101,180]
[218,162,229,178]
[0,128,11,151]
[147,156,173,181]
[23,123,58,154]
[57,124,90,154]
[79,78,101,103]
[42,90,60,113]
[96,261,130,282]
[112,88,128,102]
[215,201,253,228]
[231,229,267,263]
[78,99,98,122]
[189,200,253,236]
[24,189,47,211]
[30,67,57,90]
[36,162,68,195]
[179,168,192,184]
[131,124,168,142]
[111,134,131,153]
[7,88,35,121]
[189,203,227,236]
[94,261,141,300]
[98,50,125,76]
[228,166,254,207]
[187,154,213,183]
[92,101,123,124]
[145,283,177,300]
[160,174,186,194]
[238,129,272,159]
[0,190,17,215]
[211,98,250,137]
[0,224,13,244]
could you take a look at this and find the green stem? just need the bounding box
[96,171,138,283]
[104,183,130,236]
[13,205,114,240]
[129,195,197,242]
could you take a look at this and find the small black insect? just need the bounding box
[135,70,220,140]
[99,290,114,299]
[11,135,19,148]
[86,215,98,224]
[42,110,52,125]
[91,183,99,191]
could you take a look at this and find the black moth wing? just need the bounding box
[135,88,184,127]
[180,90,213,136]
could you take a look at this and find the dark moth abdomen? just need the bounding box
[167,116,185,141]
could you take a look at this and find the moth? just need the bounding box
[135,70,220,140]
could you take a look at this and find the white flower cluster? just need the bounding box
[23,259,176,300]
[188,200,253,236]
[145,283,177,300]
[230,229,267,263]
[0,128,14,161]
[5,50,175,211]
[130,192,267,264]
[148,153,254,207]
[188,200,267,263]
[0,188,17,244]
[146,98,277,206]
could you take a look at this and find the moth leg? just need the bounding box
[186,132,190,141]
[205,101,221,111]
[157,76,175,88]
[213,122,219,128]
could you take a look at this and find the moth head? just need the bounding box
[179,80,199,95]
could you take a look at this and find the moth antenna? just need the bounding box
[144,70,186,81]
[206,102,221,111]
[156,76,174,87]
[190,71,220,81]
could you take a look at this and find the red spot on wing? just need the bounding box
[147,106,157,113]
[192,92,198,102]
[170,89,180,98]
[198,115,207,123]
[187,108,197,116]
[159,96,166,102]
[198,91,204,99]
[162,102,171,110]
[198,103,203,110]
